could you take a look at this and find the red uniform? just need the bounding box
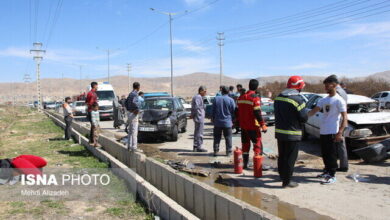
[237,91,265,167]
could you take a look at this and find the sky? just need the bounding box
[1,0,390,83]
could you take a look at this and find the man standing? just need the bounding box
[86,82,98,144]
[126,82,141,151]
[212,86,236,156]
[191,86,208,152]
[236,84,243,98]
[308,75,348,185]
[274,76,308,188]
[237,79,268,169]
[63,97,74,140]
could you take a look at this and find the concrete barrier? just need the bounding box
[45,111,199,220]
[46,111,280,220]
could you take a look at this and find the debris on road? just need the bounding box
[353,138,390,163]
[167,160,210,177]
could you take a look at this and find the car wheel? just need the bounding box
[170,125,178,142]
[386,102,390,109]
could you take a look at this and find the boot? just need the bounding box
[243,154,249,169]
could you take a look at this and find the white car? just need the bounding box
[72,101,87,116]
[304,94,390,153]
[371,91,390,109]
[178,97,191,117]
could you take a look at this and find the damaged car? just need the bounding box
[304,94,390,161]
[138,97,187,141]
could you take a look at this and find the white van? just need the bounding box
[371,91,390,109]
[88,82,116,119]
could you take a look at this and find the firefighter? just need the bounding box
[274,76,308,188]
[237,79,268,170]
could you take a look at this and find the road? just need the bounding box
[76,115,389,220]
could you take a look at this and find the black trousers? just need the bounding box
[320,134,341,177]
[213,126,232,153]
[277,140,299,184]
[64,116,73,140]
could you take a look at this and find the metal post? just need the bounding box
[127,63,131,92]
[217,32,225,87]
[169,13,174,96]
[107,50,110,83]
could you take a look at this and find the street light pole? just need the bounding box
[150,8,187,97]
[30,42,45,112]
[168,13,174,97]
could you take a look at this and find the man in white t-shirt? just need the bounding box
[308,75,348,185]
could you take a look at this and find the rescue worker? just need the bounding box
[274,76,308,188]
[237,79,268,169]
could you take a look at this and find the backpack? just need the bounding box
[125,93,132,111]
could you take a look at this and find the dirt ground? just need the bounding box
[0,107,152,220]
[95,116,390,220]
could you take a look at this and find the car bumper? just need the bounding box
[347,134,390,150]
[138,124,173,135]
[99,111,113,118]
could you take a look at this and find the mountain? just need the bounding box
[0,71,389,103]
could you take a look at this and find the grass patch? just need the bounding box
[0,108,152,219]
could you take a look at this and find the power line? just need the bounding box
[224,0,369,33]
[175,0,221,20]
[45,0,64,50]
[34,0,39,42]
[42,0,56,42]
[228,0,390,38]
[227,6,390,44]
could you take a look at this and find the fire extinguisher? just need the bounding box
[253,153,263,178]
[234,147,243,174]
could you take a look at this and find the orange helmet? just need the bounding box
[287,76,305,90]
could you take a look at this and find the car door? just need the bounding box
[305,95,323,138]
[173,99,185,128]
[380,92,389,108]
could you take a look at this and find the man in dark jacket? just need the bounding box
[274,76,308,188]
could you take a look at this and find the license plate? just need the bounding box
[101,113,110,117]
[139,126,156,132]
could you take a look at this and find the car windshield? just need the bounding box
[262,104,274,113]
[96,91,115,101]
[75,102,85,106]
[142,99,174,110]
[347,102,379,113]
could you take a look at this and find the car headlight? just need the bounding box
[349,128,372,138]
[158,118,171,125]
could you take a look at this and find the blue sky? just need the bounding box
[1,0,390,82]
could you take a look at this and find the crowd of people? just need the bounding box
[62,74,349,188]
[191,74,349,187]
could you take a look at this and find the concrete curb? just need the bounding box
[45,112,199,220]
[46,111,281,220]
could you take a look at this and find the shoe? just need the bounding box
[226,151,232,157]
[316,172,329,178]
[321,175,337,185]
[336,167,348,172]
[243,154,249,169]
[282,181,299,188]
[262,164,271,171]
[194,148,207,152]
[213,151,218,157]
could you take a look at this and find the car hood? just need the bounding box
[348,112,390,125]
[141,109,171,122]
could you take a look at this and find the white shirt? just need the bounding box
[316,94,347,135]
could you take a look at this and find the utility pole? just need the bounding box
[61,73,64,100]
[79,65,83,93]
[127,63,132,92]
[150,8,187,96]
[217,32,225,87]
[30,42,46,112]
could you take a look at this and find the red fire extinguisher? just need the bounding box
[253,153,263,178]
[234,147,243,174]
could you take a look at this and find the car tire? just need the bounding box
[386,102,390,109]
[169,125,178,142]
